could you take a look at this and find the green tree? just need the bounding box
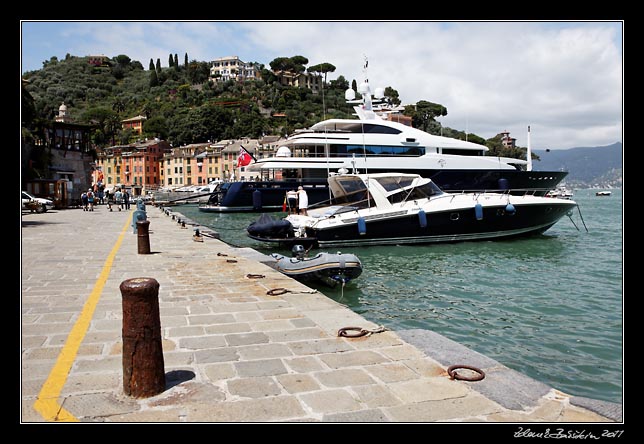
[143,115,168,139]
[308,62,336,84]
[112,98,126,115]
[186,61,210,84]
[406,100,448,132]
[269,56,309,73]
[82,106,120,147]
[169,54,174,67]
[149,69,159,87]
[184,53,188,67]
[114,54,131,65]
[329,75,349,90]
[149,59,155,71]
[384,86,401,105]
[174,54,179,68]
[156,58,161,72]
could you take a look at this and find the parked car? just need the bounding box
[22,191,54,213]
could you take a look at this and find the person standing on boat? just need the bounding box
[297,186,308,216]
[287,189,298,214]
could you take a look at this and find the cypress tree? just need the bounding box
[149,69,159,87]
[184,53,188,67]
[156,58,161,72]
[149,58,155,71]
[168,54,174,67]
[174,54,179,68]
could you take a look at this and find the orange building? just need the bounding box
[96,139,170,196]
[121,115,147,135]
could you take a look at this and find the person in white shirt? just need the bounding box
[286,189,298,214]
[297,186,308,216]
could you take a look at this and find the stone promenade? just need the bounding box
[21,203,622,423]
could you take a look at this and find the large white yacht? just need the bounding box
[200,68,566,212]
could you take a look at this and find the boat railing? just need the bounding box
[444,187,554,197]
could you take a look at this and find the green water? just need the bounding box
[174,188,623,404]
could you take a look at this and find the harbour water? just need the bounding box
[174,188,623,404]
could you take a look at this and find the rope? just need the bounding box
[337,325,388,338]
[265,288,318,296]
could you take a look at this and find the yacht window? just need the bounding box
[344,145,426,156]
[340,123,402,134]
[441,148,484,156]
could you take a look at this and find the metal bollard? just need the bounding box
[137,220,151,254]
[120,277,165,398]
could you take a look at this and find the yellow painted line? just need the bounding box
[34,212,133,422]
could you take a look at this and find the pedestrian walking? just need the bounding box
[114,188,123,211]
[81,192,88,211]
[86,188,95,211]
[123,189,130,210]
[105,189,112,211]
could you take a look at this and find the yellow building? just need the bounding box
[160,143,224,189]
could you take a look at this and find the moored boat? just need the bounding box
[595,190,612,196]
[247,171,578,249]
[269,245,363,287]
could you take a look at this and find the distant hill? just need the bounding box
[532,142,623,188]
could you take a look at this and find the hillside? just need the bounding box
[532,142,623,188]
[21,53,518,158]
[21,54,357,146]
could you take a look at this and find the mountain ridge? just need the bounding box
[532,142,622,188]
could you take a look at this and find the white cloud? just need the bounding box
[238,21,622,149]
[21,20,622,149]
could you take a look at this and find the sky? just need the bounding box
[20,21,623,150]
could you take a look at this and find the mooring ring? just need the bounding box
[246,274,265,279]
[266,288,290,296]
[337,327,368,338]
[447,364,486,382]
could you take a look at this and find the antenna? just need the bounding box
[526,125,533,172]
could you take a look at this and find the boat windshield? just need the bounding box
[384,181,443,204]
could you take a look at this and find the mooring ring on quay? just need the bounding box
[266,288,291,296]
[447,364,486,382]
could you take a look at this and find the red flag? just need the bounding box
[237,146,252,167]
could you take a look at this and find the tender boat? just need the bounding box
[546,185,574,199]
[595,191,612,196]
[269,245,363,288]
[203,60,566,212]
[247,171,578,249]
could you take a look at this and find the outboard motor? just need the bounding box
[292,244,306,259]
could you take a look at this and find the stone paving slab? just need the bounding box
[20,205,620,424]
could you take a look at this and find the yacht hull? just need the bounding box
[309,201,576,248]
[204,169,567,212]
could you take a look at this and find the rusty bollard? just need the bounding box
[120,277,165,398]
[137,219,151,254]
